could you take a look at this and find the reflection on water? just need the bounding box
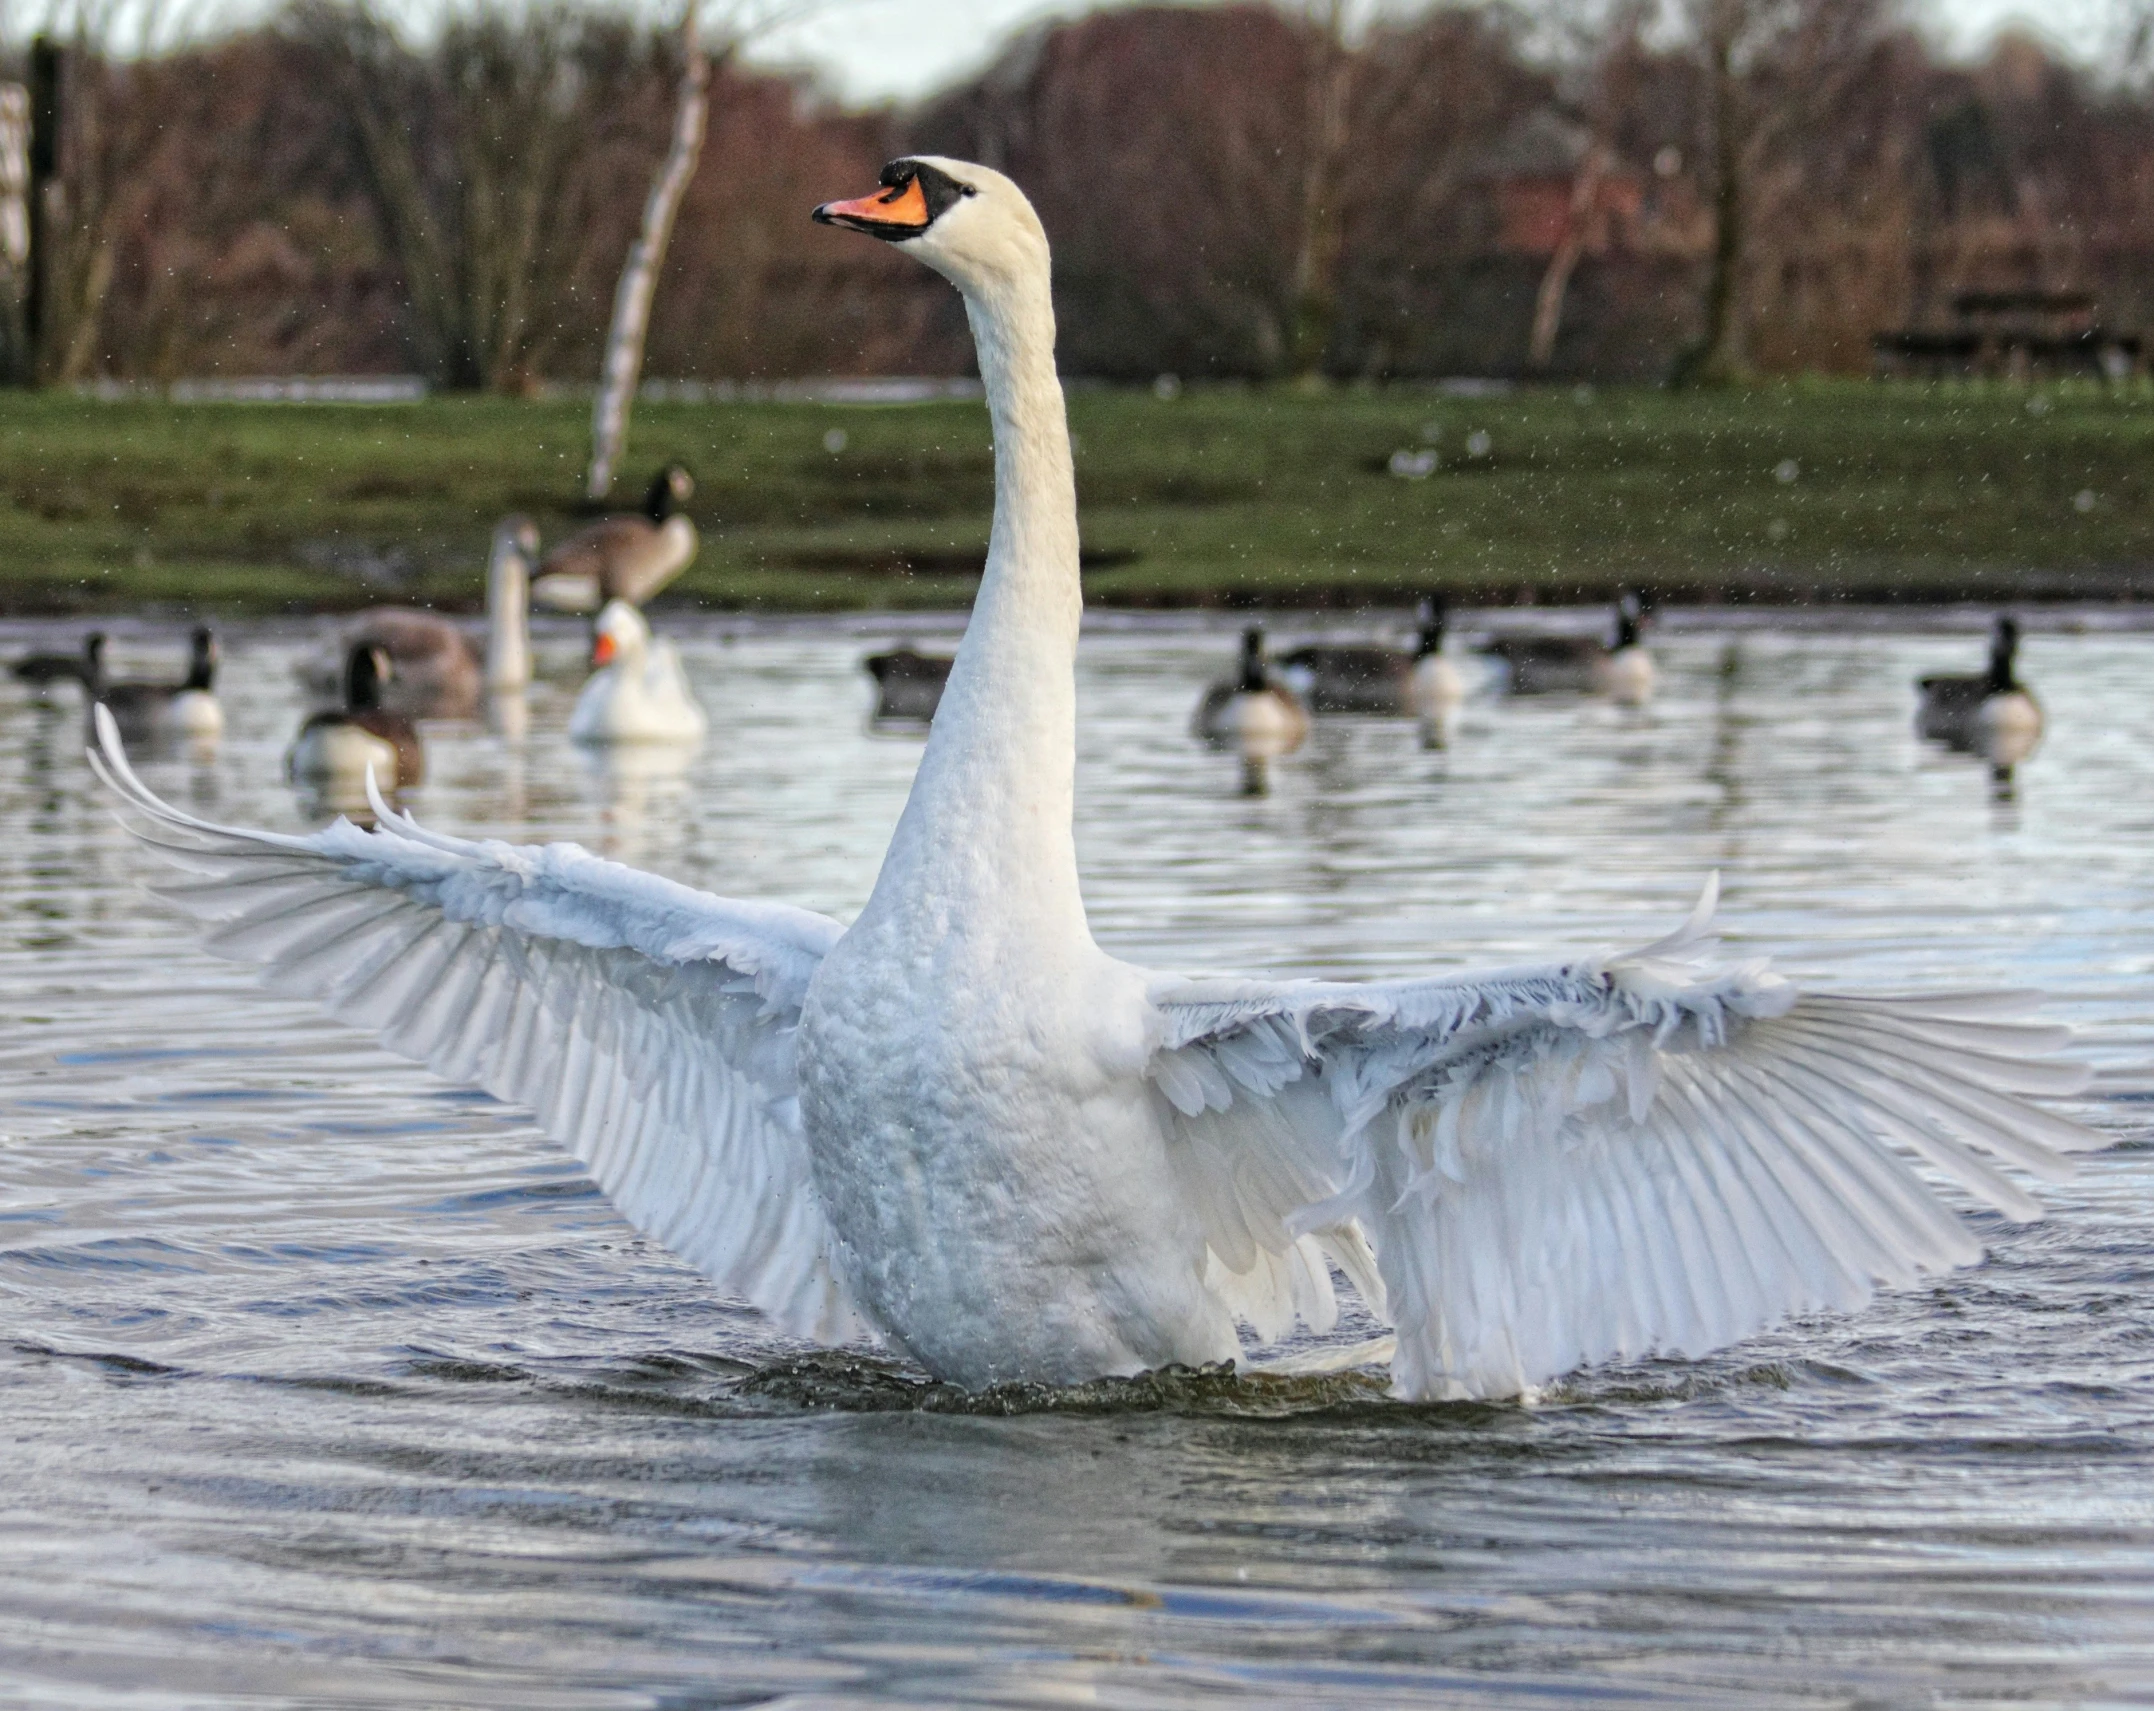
[1,613,2151,1707]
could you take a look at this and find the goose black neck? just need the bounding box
[184,627,216,692]
[643,471,675,523]
[1237,627,1269,693]
[1614,605,1641,651]
[81,633,107,694]
[1415,600,1447,659]
[1987,618,2019,692]
[345,647,386,711]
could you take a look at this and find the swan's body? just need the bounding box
[1278,600,1465,718]
[533,467,699,614]
[94,159,2102,1402]
[1482,594,1653,703]
[1193,627,1310,757]
[1919,616,2043,767]
[863,647,954,722]
[299,518,539,718]
[569,600,707,745]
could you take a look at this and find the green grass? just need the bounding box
[3,378,2151,614]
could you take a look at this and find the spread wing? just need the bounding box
[90,707,865,1344]
[1145,877,2103,1401]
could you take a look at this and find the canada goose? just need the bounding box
[11,631,104,693]
[568,600,707,745]
[1276,599,1466,717]
[1480,592,1653,702]
[96,626,224,747]
[1193,625,1309,755]
[532,465,699,613]
[1918,615,2042,766]
[299,517,540,718]
[863,647,954,722]
[89,155,2103,1405]
[287,644,424,792]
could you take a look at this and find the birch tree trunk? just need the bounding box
[1527,141,1608,371]
[587,5,709,502]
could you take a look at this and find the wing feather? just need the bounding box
[1147,880,2101,1399]
[89,707,864,1344]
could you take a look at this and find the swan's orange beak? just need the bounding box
[590,632,617,667]
[814,174,930,240]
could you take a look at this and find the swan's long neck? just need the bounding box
[862,264,1086,945]
[485,536,530,690]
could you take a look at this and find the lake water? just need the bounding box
[2,610,2150,1708]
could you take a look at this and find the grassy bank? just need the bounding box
[2,379,2150,614]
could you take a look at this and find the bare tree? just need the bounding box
[295,0,649,390]
[587,4,709,501]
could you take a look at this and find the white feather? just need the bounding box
[1147,877,2101,1400]
[90,705,860,1344]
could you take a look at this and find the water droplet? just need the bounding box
[1465,430,1492,458]
[2074,488,2096,513]
[822,428,848,454]
[1774,459,1799,484]
[1152,373,1182,401]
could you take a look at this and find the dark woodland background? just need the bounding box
[5,0,2151,388]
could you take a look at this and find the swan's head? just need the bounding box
[492,514,541,561]
[590,599,649,668]
[814,156,1047,298]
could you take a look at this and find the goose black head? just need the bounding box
[345,643,392,712]
[644,464,694,522]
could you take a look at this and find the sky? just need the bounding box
[739,0,2116,105]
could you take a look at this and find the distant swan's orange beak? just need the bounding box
[591,632,617,667]
[814,174,930,240]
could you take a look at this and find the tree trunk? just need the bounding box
[1683,9,1749,386]
[1528,141,1609,371]
[0,82,30,384]
[587,6,710,502]
[1284,0,1351,383]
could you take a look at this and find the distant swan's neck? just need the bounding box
[865,265,1085,942]
[485,537,530,690]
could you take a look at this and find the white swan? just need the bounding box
[568,600,707,745]
[90,158,2102,1402]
